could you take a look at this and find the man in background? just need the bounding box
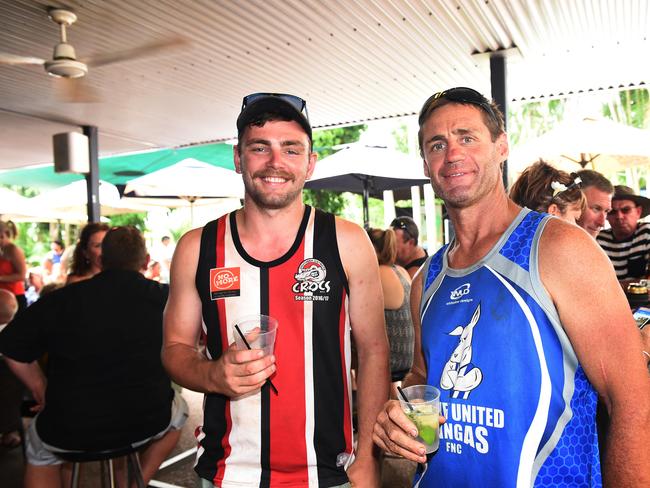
[390,216,428,277]
[0,289,21,449]
[153,235,175,283]
[0,226,186,487]
[576,169,613,238]
[597,185,650,281]
[49,241,64,266]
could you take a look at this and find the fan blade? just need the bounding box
[0,53,45,65]
[82,36,188,68]
[54,77,100,103]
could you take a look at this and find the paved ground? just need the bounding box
[0,389,417,487]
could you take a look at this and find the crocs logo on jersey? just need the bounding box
[209,267,241,300]
[292,258,331,300]
[450,283,471,300]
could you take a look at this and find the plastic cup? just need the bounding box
[232,314,278,356]
[398,385,440,454]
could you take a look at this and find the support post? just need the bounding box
[362,180,370,230]
[490,54,508,188]
[83,125,100,223]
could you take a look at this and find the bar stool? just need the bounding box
[57,444,146,488]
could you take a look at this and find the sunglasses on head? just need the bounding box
[391,219,413,239]
[419,87,496,125]
[241,92,309,120]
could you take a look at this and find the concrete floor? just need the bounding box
[0,389,417,487]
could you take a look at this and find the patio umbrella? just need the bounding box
[0,187,33,217]
[124,158,244,224]
[509,117,650,178]
[305,143,429,228]
[30,180,149,218]
[0,186,97,222]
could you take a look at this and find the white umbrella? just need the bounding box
[120,196,240,210]
[305,143,429,227]
[30,180,150,217]
[0,187,33,216]
[0,187,91,222]
[124,158,244,224]
[124,158,244,199]
[509,117,650,178]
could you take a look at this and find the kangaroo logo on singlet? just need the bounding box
[292,258,331,301]
[440,303,483,399]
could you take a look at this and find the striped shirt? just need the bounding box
[194,206,353,488]
[597,222,650,279]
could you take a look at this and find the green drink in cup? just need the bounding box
[398,385,440,454]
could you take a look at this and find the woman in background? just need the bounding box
[0,221,26,449]
[0,220,27,312]
[66,223,109,284]
[509,160,585,223]
[367,227,413,396]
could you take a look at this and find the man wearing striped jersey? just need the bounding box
[162,93,389,487]
[373,87,650,487]
[597,185,650,283]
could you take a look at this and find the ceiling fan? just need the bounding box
[0,7,186,100]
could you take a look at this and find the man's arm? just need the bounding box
[336,219,389,487]
[162,228,275,397]
[373,268,430,464]
[5,358,46,411]
[540,220,650,487]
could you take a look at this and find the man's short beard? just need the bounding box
[246,184,303,209]
[242,174,303,210]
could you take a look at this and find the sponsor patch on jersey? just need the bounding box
[209,267,241,300]
[292,258,331,301]
[447,282,473,305]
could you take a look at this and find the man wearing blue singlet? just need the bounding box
[373,87,650,487]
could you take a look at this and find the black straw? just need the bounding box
[234,324,278,394]
[397,386,414,411]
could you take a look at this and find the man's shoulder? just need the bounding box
[539,218,595,255]
[596,228,614,242]
[94,270,168,300]
[636,222,650,235]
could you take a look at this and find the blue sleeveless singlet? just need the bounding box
[417,209,601,488]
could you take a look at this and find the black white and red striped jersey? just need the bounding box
[194,205,354,488]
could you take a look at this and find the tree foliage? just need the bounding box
[507,98,567,146]
[303,125,366,215]
[602,88,649,128]
[108,212,147,233]
[391,123,411,154]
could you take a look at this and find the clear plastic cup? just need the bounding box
[398,385,440,454]
[232,314,278,356]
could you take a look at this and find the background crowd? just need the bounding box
[1,88,649,488]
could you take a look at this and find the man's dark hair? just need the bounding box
[237,111,312,152]
[417,91,505,156]
[52,240,64,249]
[161,236,170,243]
[101,226,148,271]
[390,216,420,245]
[576,169,614,195]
